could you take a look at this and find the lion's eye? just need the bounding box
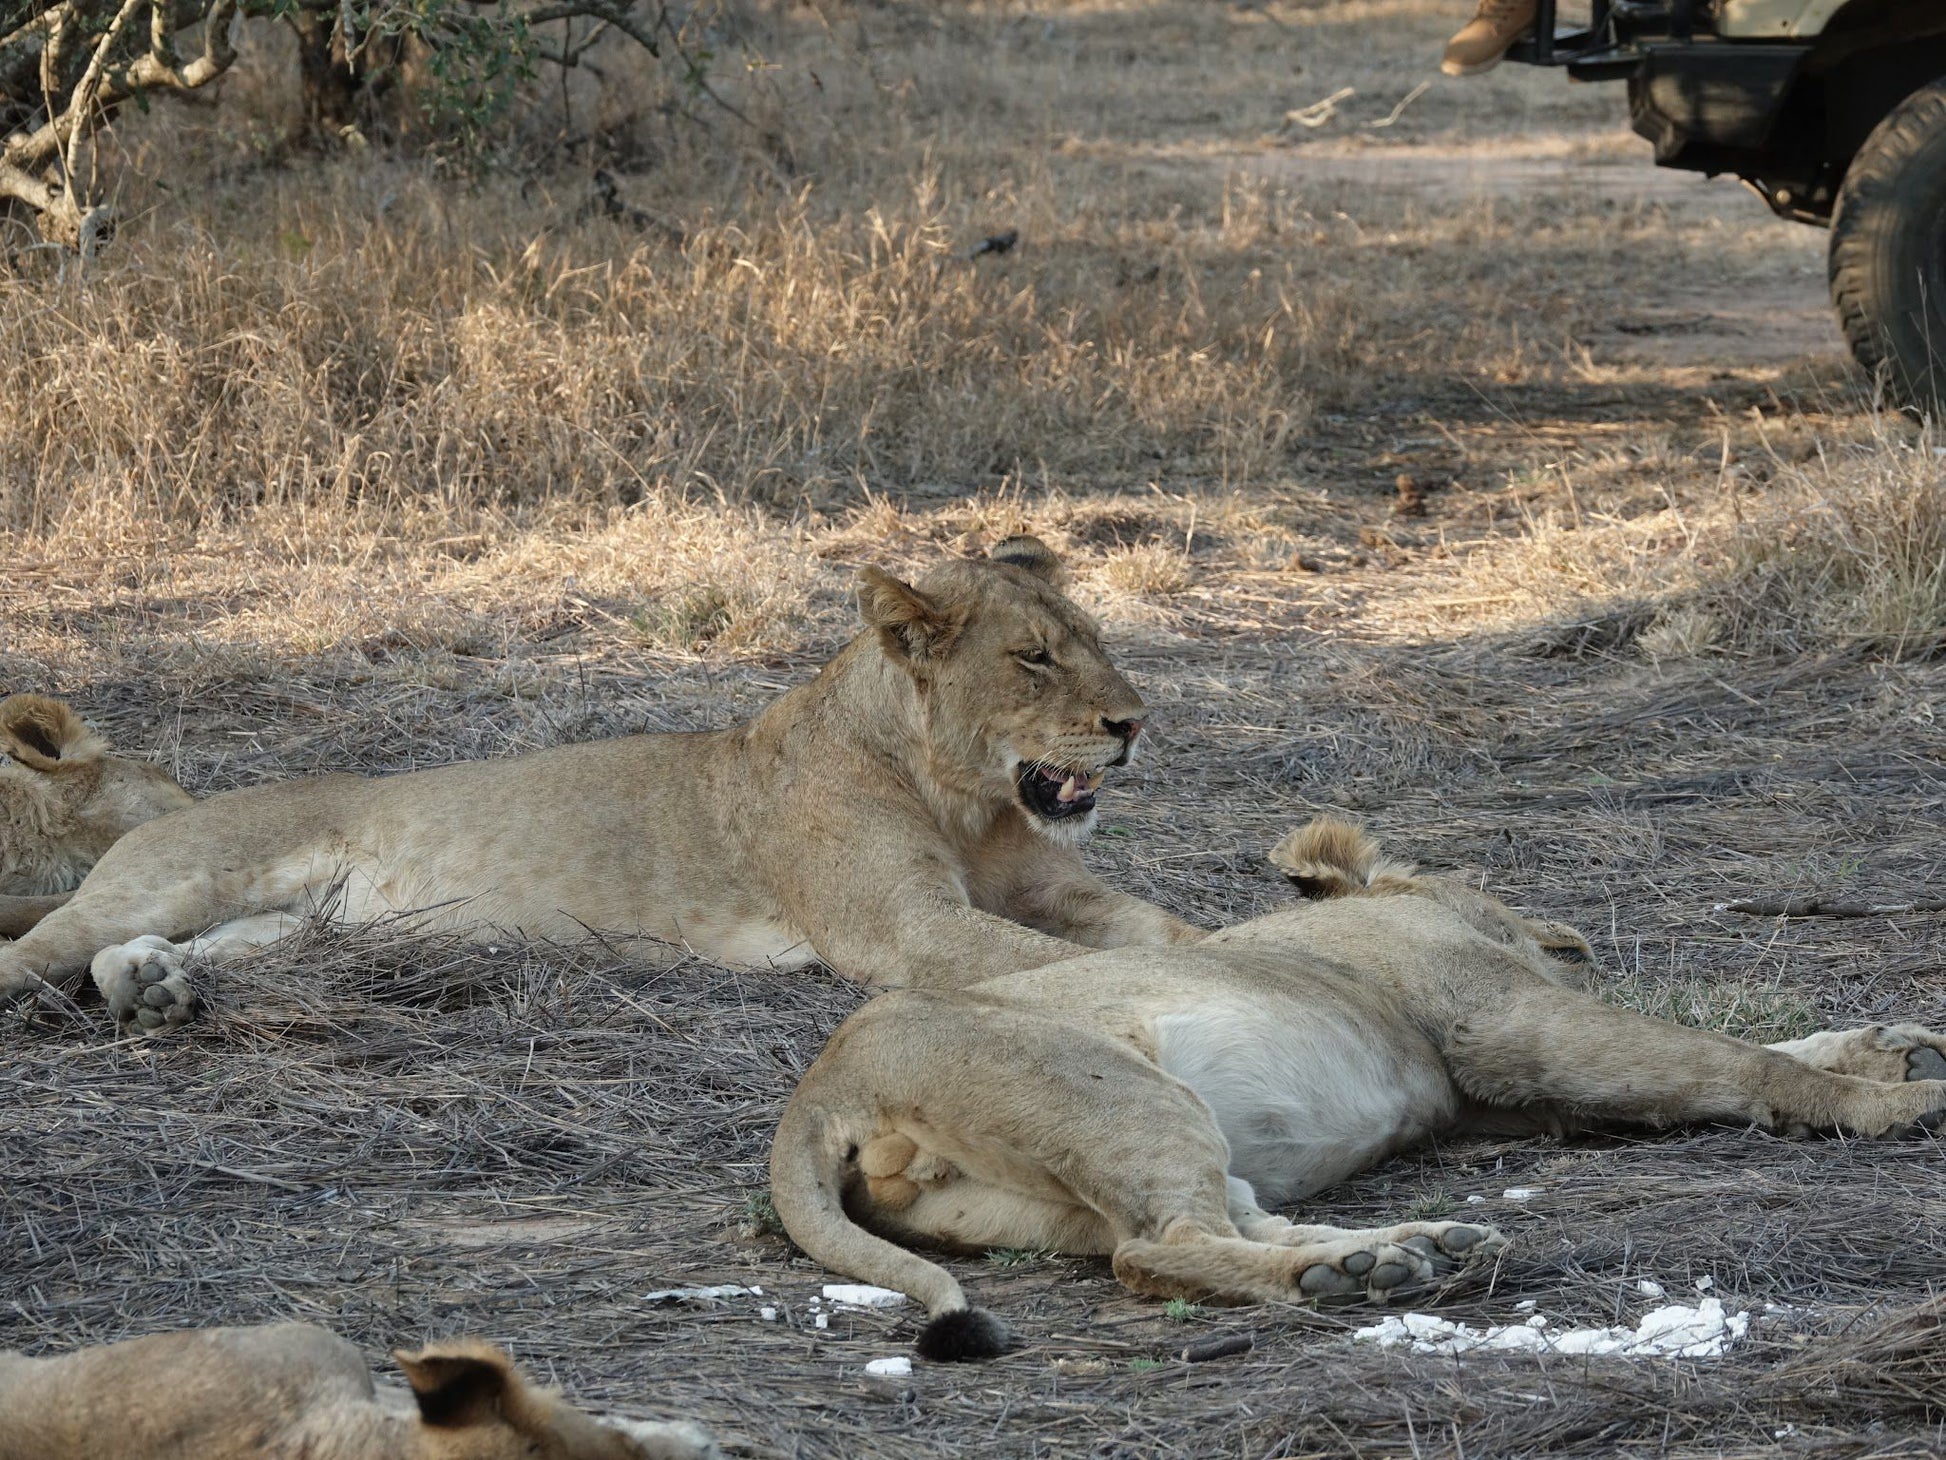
[1015,647,1054,669]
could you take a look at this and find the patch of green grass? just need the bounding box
[1407,1188,1456,1221]
[737,1190,786,1240]
[986,1246,1053,1267]
[1608,975,1822,1044]
[1163,1298,1205,1322]
[1127,1357,1164,1373]
[632,583,735,653]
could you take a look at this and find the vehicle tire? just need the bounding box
[1829,74,1946,418]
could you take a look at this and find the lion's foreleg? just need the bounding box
[0,891,73,939]
[1446,989,1946,1138]
[1002,862,1206,951]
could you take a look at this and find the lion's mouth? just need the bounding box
[1017,762,1106,821]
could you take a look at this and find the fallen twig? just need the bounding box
[1716,896,1946,918]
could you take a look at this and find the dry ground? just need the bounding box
[5,0,1946,1455]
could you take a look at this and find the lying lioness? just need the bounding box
[0,1322,717,1460]
[0,693,193,938]
[771,818,1946,1360]
[0,538,1202,1035]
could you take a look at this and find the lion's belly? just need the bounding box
[1155,1005,1457,1207]
[316,850,820,970]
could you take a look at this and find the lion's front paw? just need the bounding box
[1293,1239,1434,1304]
[601,1416,722,1460]
[91,937,196,1036]
[1903,1041,1946,1084]
[1393,1221,1508,1274]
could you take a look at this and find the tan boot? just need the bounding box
[1441,0,1539,76]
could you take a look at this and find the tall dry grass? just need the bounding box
[4,0,1937,670]
[1404,421,1946,660]
[1,164,1313,537]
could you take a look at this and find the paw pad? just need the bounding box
[1905,1047,1946,1083]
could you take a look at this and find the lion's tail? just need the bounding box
[769,1091,1011,1362]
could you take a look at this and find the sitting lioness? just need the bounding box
[0,694,193,938]
[0,538,1202,1035]
[770,818,1946,1361]
[0,1321,717,1459]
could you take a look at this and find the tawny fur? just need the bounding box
[771,818,1946,1347]
[0,1322,716,1460]
[0,539,1204,1036]
[0,695,192,934]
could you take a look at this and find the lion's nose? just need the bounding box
[1103,717,1144,765]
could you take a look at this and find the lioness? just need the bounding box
[771,818,1946,1361]
[0,694,193,938]
[0,538,1202,1035]
[0,1322,717,1460]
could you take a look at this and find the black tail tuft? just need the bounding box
[915,1307,1013,1362]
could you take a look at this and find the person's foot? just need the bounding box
[1441,0,1539,76]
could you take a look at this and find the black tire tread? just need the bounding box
[1829,75,1946,412]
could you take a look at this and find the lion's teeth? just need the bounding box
[1057,775,1080,802]
[1083,772,1104,792]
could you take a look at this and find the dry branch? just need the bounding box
[0,0,679,251]
[1717,895,1946,918]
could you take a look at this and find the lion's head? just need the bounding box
[0,694,194,895]
[858,536,1146,842]
[1269,817,1596,984]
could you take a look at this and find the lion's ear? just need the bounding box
[1268,818,1410,899]
[393,1341,520,1429]
[988,535,1065,587]
[0,695,104,773]
[858,568,966,664]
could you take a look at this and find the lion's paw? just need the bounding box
[600,1416,722,1459]
[91,937,196,1036]
[1903,1041,1946,1084]
[1293,1238,1433,1304]
[1779,1024,1946,1084]
[1391,1221,1508,1273]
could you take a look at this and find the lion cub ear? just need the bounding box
[0,695,104,773]
[1269,817,1413,899]
[393,1340,522,1429]
[988,535,1066,588]
[858,568,967,664]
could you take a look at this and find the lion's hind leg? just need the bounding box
[1769,1025,1946,1085]
[1113,1222,1453,1306]
[1224,1176,1504,1282]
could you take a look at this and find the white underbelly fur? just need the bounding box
[1155,1005,1456,1206]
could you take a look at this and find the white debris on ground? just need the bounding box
[1356,1297,1750,1359]
[1501,1187,1540,1201]
[864,1357,913,1377]
[1637,1279,1667,1299]
[643,1284,762,1304]
[640,1280,913,1345]
[822,1283,910,1309]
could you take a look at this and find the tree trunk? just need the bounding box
[288,9,361,145]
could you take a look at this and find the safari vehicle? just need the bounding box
[1508,0,1946,412]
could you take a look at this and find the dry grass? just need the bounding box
[7,0,1946,1455]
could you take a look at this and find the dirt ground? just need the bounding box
[5,0,1946,1455]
